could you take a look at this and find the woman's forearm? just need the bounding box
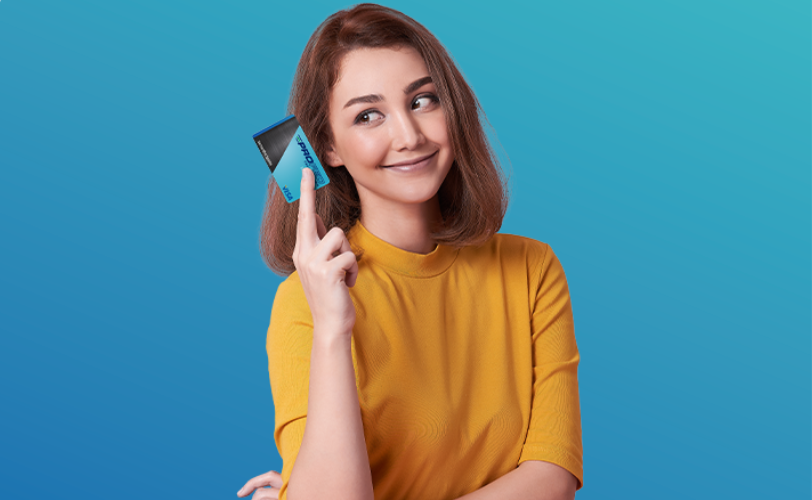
[453,461,576,500]
[287,331,374,500]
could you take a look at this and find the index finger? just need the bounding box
[297,167,318,249]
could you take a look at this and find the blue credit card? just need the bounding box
[252,115,330,203]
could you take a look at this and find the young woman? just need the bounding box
[238,4,583,500]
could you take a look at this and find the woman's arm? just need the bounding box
[281,167,372,500]
[452,461,577,500]
[454,244,582,500]
[286,331,374,500]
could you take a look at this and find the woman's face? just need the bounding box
[325,46,454,213]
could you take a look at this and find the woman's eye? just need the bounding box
[354,110,383,125]
[354,95,439,125]
[412,94,440,111]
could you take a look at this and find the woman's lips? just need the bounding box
[381,150,438,172]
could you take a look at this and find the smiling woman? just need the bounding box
[247,4,583,500]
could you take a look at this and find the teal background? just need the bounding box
[1,0,809,498]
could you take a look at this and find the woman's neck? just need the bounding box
[359,196,442,255]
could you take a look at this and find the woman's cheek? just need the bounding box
[429,118,451,146]
[357,136,389,168]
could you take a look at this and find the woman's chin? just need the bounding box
[390,188,442,206]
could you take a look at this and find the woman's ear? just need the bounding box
[324,145,344,167]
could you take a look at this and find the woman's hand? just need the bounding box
[293,167,359,338]
[236,470,282,499]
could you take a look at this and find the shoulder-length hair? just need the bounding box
[260,3,510,276]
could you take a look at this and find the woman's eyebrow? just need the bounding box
[343,76,433,109]
[403,76,433,95]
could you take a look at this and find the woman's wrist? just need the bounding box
[313,324,354,344]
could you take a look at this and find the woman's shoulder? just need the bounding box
[452,232,552,277]
[473,232,551,262]
[273,271,309,310]
[491,232,550,251]
[268,271,313,345]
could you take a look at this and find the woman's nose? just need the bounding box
[389,111,426,151]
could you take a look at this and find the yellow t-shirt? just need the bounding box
[267,219,583,500]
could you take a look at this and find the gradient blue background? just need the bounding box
[1,1,809,498]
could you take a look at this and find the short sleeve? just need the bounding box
[267,275,313,500]
[518,244,584,490]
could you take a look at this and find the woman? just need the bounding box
[239,4,583,500]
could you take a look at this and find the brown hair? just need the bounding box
[260,3,510,276]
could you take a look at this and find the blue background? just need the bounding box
[1,0,809,498]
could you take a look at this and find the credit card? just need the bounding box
[252,115,330,203]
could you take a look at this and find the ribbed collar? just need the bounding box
[348,219,459,278]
